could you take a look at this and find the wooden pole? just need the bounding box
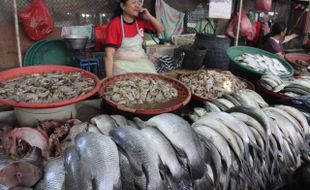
[235,0,243,46]
[13,0,23,67]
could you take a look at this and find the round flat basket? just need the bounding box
[0,65,100,108]
[285,53,310,76]
[227,46,294,81]
[179,69,255,102]
[99,73,191,115]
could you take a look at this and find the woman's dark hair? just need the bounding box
[113,0,129,18]
[271,22,287,36]
[263,22,287,43]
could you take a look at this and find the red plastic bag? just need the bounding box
[226,10,256,41]
[256,0,272,12]
[94,25,107,51]
[18,0,54,41]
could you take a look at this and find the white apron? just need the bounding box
[113,15,156,75]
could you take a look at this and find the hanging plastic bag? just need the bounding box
[256,0,272,12]
[226,10,255,40]
[18,0,54,41]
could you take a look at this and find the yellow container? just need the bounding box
[15,104,76,126]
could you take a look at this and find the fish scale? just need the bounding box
[75,132,121,190]
[40,157,65,190]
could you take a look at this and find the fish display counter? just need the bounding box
[0,59,309,189]
[0,89,310,189]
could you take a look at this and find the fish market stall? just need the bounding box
[1,0,310,189]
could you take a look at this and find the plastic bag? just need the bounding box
[18,0,54,41]
[94,25,107,51]
[256,0,272,12]
[226,10,256,41]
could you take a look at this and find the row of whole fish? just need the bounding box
[234,53,290,75]
[32,104,310,190]
[259,75,310,97]
[189,89,269,121]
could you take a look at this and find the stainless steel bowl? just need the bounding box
[63,35,89,50]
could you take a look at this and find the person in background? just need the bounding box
[263,22,298,59]
[104,0,164,77]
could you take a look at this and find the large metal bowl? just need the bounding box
[63,35,89,50]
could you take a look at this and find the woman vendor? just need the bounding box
[104,0,164,77]
[263,22,298,59]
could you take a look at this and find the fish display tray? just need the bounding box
[256,81,290,102]
[285,53,310,75]
[285,53,310,64]
[179,69,255,102]
[0,65,100,109]
[99,73,191,115]
[227,46,294,81]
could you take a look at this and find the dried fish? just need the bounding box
[0,72,95,103]
[103,77,178,107]
[179,70,247,100]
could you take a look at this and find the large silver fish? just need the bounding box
[75,132,121,190]
[90,114,117,135]
[146,113,205,180]
[276,105,310,135]
[193,118,242,164]
[195,126,232,169]
[141,127,191,189]
[118,150,147,190]
[36,157,65,190]
[110,127,165,190]
[63,146,82,190]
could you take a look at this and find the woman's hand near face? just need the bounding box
[139,7,164,34]
[139,8,152,21]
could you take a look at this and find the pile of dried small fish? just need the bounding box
[235,53,290,75]
[259,75,310,97]
[0,72,95,103]
[179,70,247,100]
[103,77,178,106]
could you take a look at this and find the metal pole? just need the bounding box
[235,0,243,46]
[13,0,23,67]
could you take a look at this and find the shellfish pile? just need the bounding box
[179,70,247,100]
[103,77,178,106]
[0,72,95,103]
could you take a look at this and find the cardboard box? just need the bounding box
[146,44,178,57]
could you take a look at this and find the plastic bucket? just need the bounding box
[180,45,207,70]
[15,104,76,126]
